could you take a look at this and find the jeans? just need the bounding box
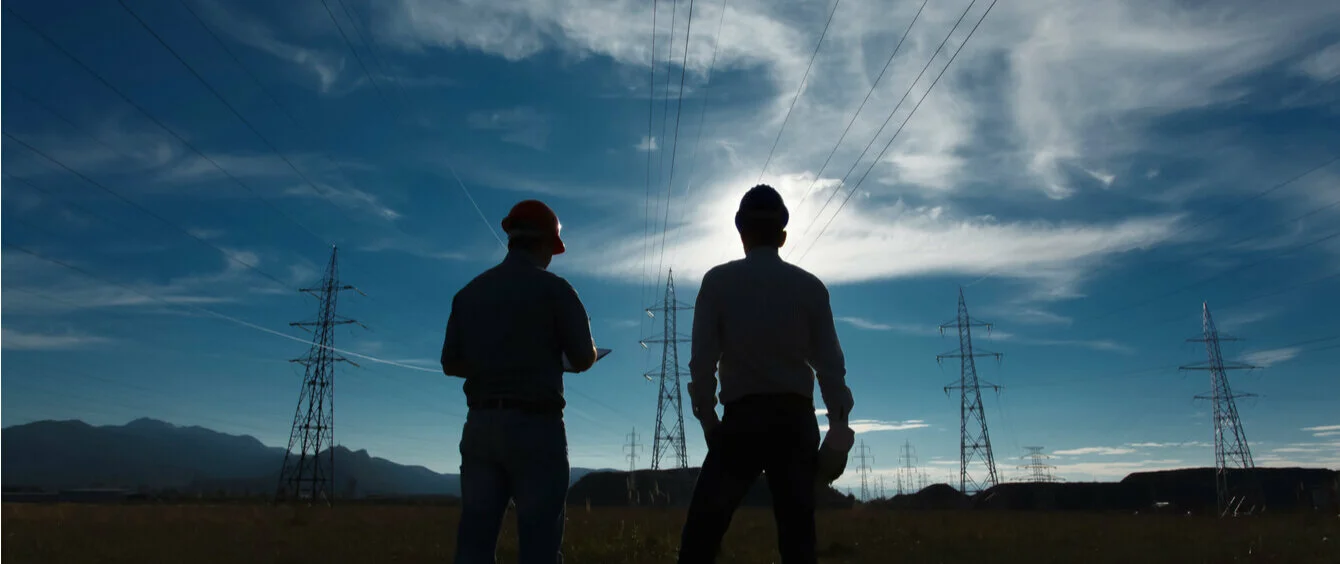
[455,408,569,564]
[678,394,821,564]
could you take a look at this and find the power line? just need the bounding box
[793,0,929,210]
[103,0,363,230]
[652,0,697,291]
[1081,227,1340,325]
[448,166,506,249]
[3,132,296,290]
[0,36,330,248]
[1,240,436,374]
[316,0,398,116]
[665,0,730,273]
[796,0,999,263]
[171,0,372,235]
[757,0,843,183]
[786,0,983,260]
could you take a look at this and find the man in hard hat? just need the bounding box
[678,184,854,564]
[441,199,597,564]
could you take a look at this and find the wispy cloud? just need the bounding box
[1302,425,1340,438]
[1053,446,1137,456]
[1,328,113,350]
[1126,441,1212,449]
[1216,308,1278,330]
[466,107,550,151]
[635,136,659,152]
[987,332,1134,354]
[820,419,929,434]
[835,316,939,336]
[357,237,472,262]
[1240,347,1301,367]
[1296,41,1340,81]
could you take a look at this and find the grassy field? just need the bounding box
[4,504,1338,563]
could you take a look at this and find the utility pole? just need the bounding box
[640,269,691,470]
[900,440,920,494]
[1017,446,1059,483]
[854,440,874,501]
[879,475,886,499]
[624,428,643,472]
[937,288,1002,494]
[276,246,363,503]
[1180,302,1259,516]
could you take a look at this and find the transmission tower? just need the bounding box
[936,288,1002,493]
[1179,302,1259,515]
[640,269,692,470]
[900,440,920,493]
[854,440,874,501]
[1016,446,1059,483]
[624,428,643,472]
[276,246,363,503]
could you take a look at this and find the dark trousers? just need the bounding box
[678,394,821,564]
[455,409,569,564]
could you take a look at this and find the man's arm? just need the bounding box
[557,279,597,373]
[687,269,722,428]
[441,295,468,378]
[810,283,853,428]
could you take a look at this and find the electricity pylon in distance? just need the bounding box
[854,440,874,501]
[276,246,363,503]
[1016,446,1059,483]
[1180,302,1259,516]
[624,428,643,471]
[936,288,1002,493]
[640,269,691,470]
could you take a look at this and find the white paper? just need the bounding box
[563,348,611,372]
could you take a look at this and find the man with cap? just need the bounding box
[441,199,597,563]
[678,184,854,563]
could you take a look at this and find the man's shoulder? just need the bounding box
[780,260,828,293]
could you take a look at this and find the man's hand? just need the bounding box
[700,415,721,443]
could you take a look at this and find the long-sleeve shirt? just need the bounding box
[441,251,595,409]
[688,247,853,422]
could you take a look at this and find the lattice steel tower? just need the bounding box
[937,288,1002,493]
[276,246,363,503]
[640,269,691,470]
[624,428,643,472]
[899,440,920,494]
[1017,446,1059,483]
[1179,302,1258,515]
[854,440,874,501]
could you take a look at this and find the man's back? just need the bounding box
[443,252,593,409]
[690,247,846,409]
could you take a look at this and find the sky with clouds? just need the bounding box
[3,0,1339,491]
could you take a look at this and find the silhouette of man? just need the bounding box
[678,185,854,563]
[442,199,597,564]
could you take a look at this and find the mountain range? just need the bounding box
[1,418,609,497]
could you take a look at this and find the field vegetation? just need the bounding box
[4,504,1337,563]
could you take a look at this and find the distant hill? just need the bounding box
[866,468,1339,513]
[1,418,609,497]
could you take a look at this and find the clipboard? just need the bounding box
[563,348,611,373]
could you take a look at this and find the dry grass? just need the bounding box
[3,503,1337,563]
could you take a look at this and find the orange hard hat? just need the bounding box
[501,199,565,255]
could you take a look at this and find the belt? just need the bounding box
[724,393,814,414]
[468,398,563,415]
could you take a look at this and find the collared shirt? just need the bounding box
[688,247,853,421]
[441,251,593,409]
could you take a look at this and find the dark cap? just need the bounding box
[734,184,789,231]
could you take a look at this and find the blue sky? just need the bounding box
[3,0,1339,491]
